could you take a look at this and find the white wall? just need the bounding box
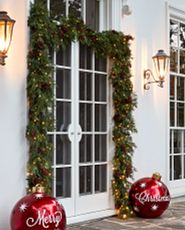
[121,0,185,195]
[0,0,28,229]
[168,0,185,10]
[121,0,170,185]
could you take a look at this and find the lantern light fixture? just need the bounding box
[144,50,170,90]
[0,11,15,65]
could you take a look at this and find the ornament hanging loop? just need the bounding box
[32,184,45,193]
[152,172,161,181]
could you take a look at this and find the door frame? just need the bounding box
[168,4,185,197]
[51,41,115,223]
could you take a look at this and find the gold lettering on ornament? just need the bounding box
[26,209,63,228]
[135,191,170,205]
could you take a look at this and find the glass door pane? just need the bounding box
[51,43,74,216]
[76,42,108,214]
[79,166,92,194]
[47,0,110,218]
[69,0,82,17]
[79,44,93,196]
[86,0,100,31]
[50,0,66,18]
[95,164,107,192]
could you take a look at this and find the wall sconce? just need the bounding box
[144,50,170,90]
[0,11,15,65]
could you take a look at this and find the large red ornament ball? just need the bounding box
[10,187,66,230]
[129,173,170,218]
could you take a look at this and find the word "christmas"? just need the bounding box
[26,209,63,228]
[135,191,170,205]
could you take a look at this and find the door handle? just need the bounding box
[77,124,82,142]
[66,124,82,142]
[67,124,74,142]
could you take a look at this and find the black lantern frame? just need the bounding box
[0,11,15,65]
[144,50,170,90]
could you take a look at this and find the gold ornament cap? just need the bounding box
[32,184,45,193]
[152,172,161,181]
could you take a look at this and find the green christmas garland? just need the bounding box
[27,2,137,219]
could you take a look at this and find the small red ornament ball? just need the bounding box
[10,187,66,230]
[129,173,170,218]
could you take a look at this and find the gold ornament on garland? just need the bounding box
[27,2,137,218]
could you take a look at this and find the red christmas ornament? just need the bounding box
[10,185,66,230]
[129,172,170,218]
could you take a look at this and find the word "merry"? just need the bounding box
[26,209,63,228]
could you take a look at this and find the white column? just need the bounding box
[110,0,122,30]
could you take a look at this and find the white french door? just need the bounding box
[49,41,111,218]
[169,14,185,195]
[41,0,113,220]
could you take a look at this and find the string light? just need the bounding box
[27,2,137,218]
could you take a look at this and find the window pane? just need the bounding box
[170,48,178,72]
[95,74,107,102]
[50,0,66,19]
[69,0,82,18]
[177,103,184,127]
[95,135,107,161]
[35,0,47,6]
[170,75,175,100]
[56,102,71,131]
[180,50,185,74]
[170,102,175,127]
[177,77,185,101]
[56,167,71,197]
[174,130,182,153]
[56,69,71,99]
[48,135,54,164]
[170,130,172,154]
[80,103,92,131]
[174,155,182,180]
[79,72,92,101]
[56,44,71,66]
[95,104,107,131]
[79,43,92,69]
[79,166,92,195]
[95,165,107,193]
[79,135,92,163]
[180,23,185,49]
[86,0,99,31]
[95,55,106,72]
[170,19,178,47]
[56,135,71,164]
[170,155,172,180]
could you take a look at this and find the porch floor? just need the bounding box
[67,201,185,229]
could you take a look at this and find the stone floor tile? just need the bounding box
[66,201,185,230]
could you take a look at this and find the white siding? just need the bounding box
[0,0,27,229]
[122,0,185,196]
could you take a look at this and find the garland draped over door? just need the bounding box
[26,2,137,219]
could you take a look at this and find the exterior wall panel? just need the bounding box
[122,0,185,197]
[0,0,28,229]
